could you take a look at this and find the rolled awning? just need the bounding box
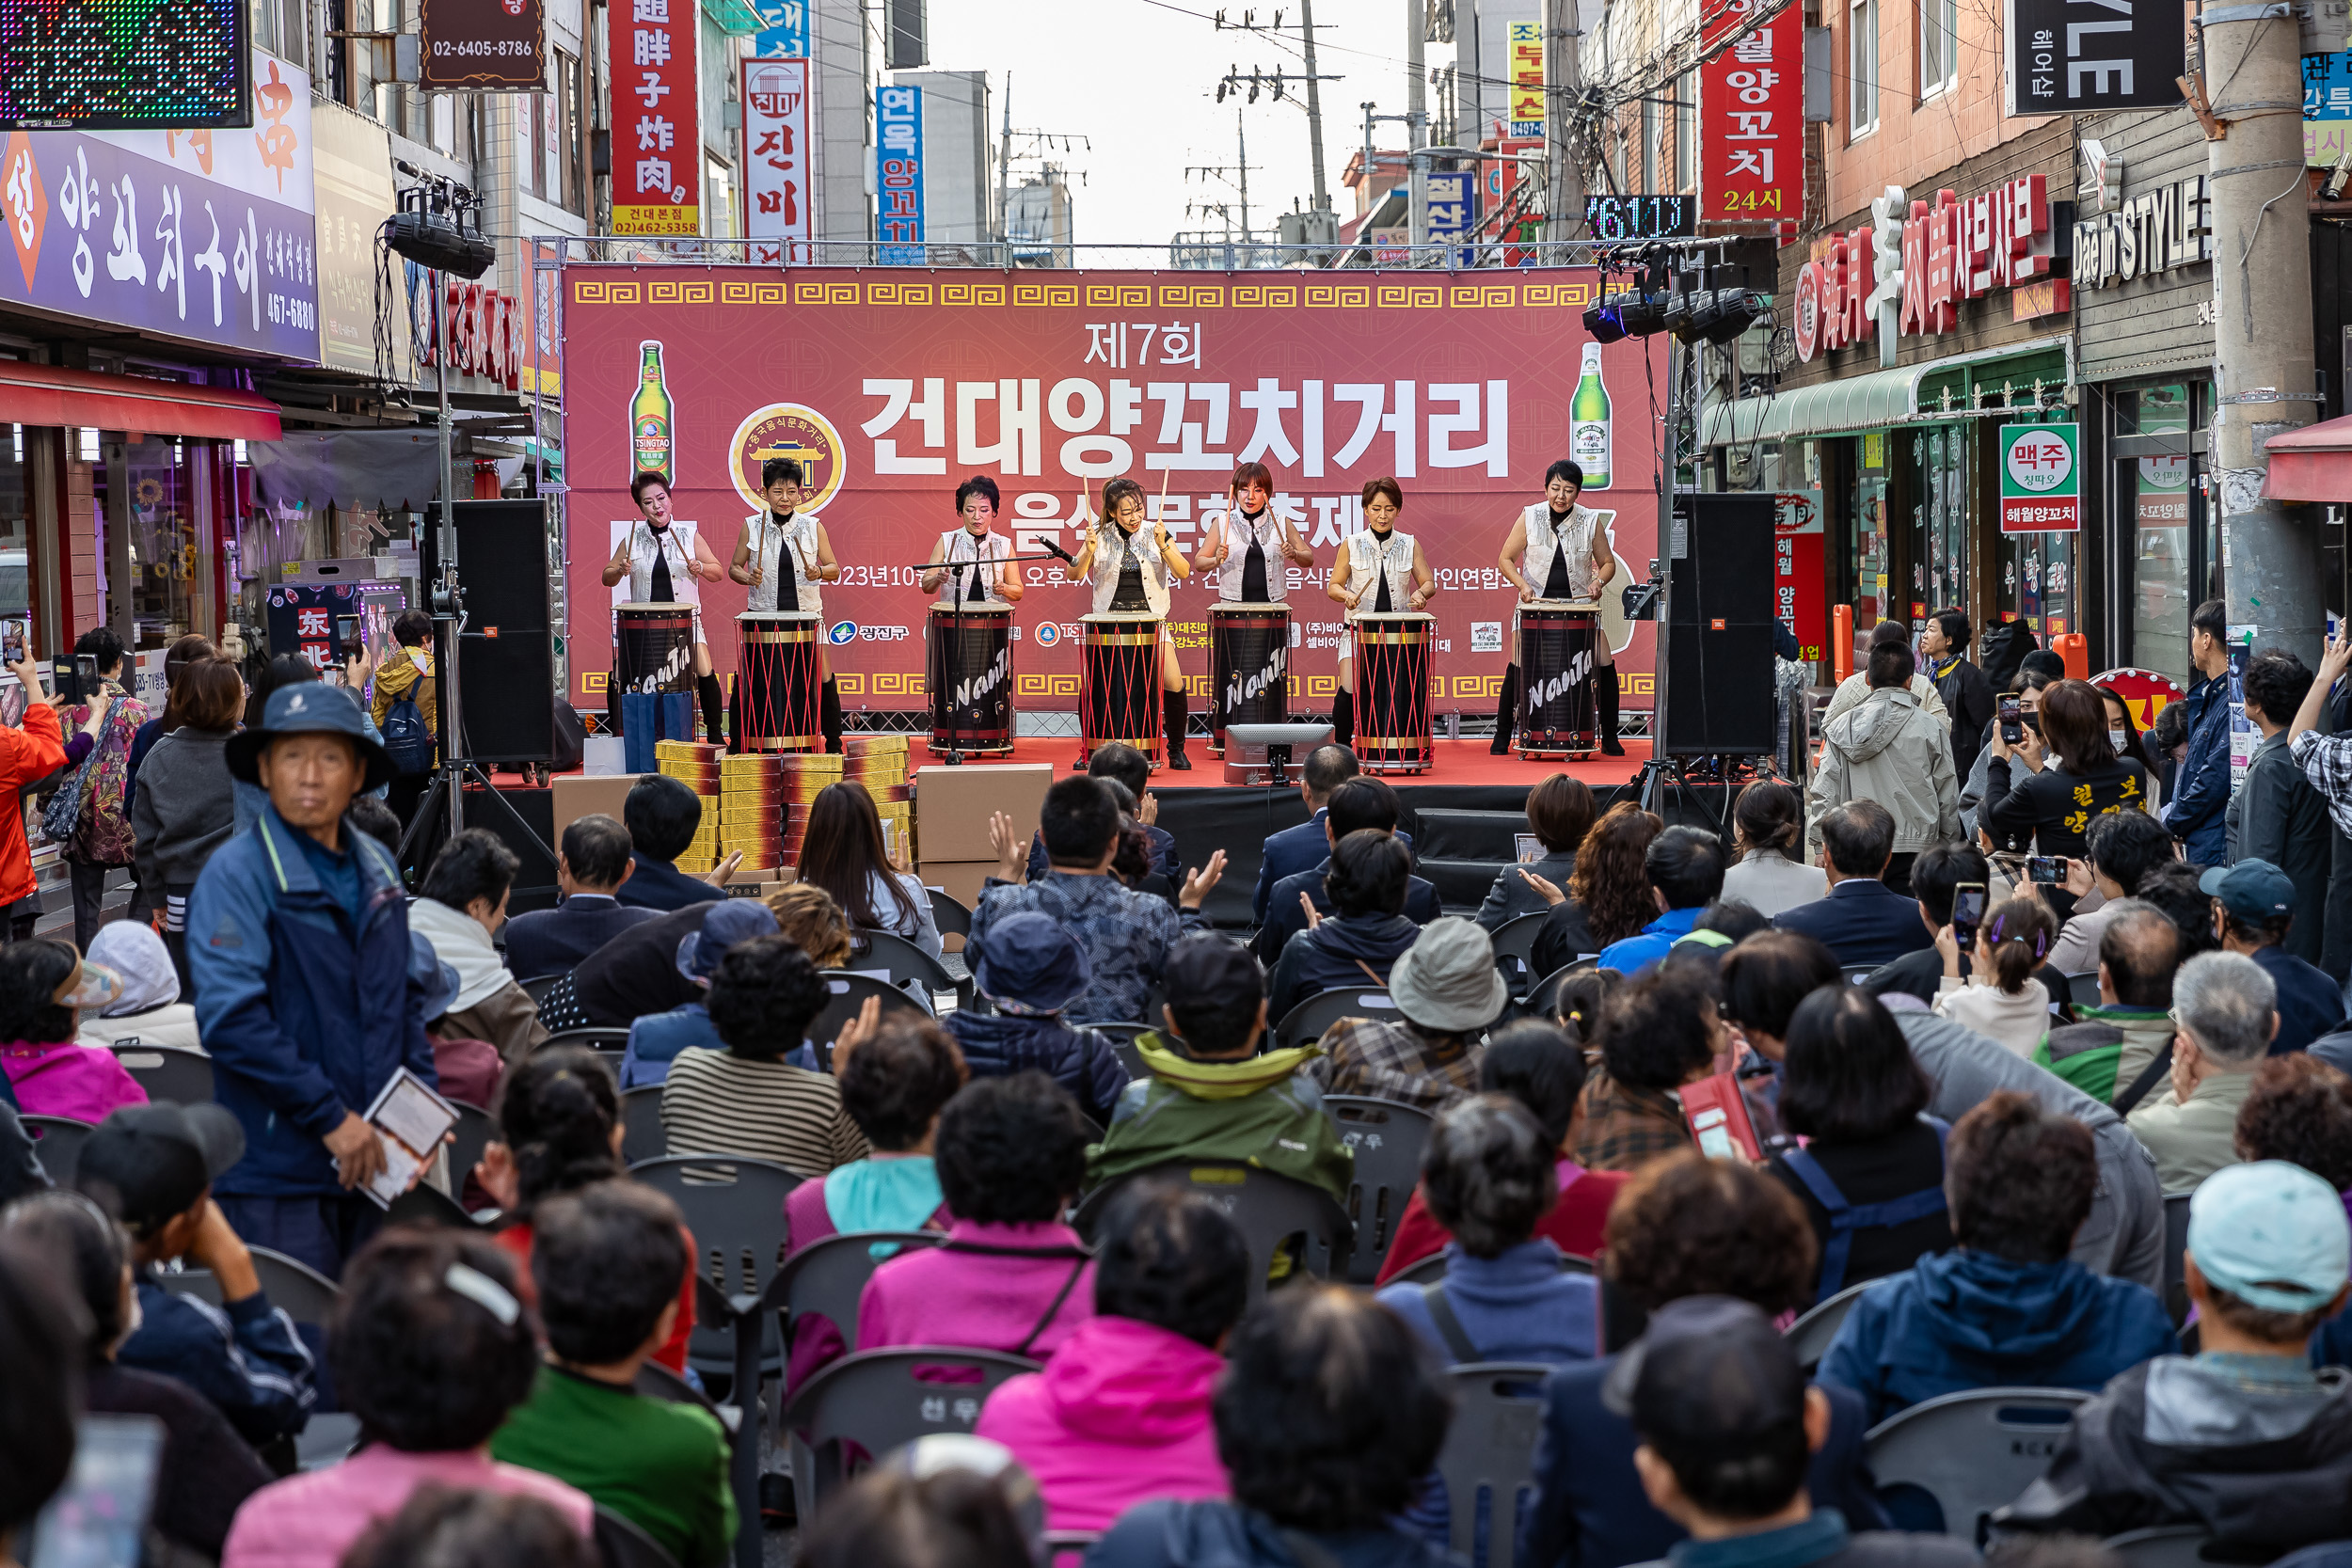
[2264,413,2352,502]
[0,360,280,442]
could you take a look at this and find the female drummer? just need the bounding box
[1327,476,1435,750]
[604,470,728,745]
[919,475,1025,604]
[730,455,846,752]
[1493,458,1622,756]
[1193,460,1314,599]
[1069,476,1196,768]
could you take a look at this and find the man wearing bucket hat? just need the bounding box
[946,911,1131,1127]
[187,681,436,1278]
[1998,1161,2352,1547]
[1309,916,1507,1112]
[618,898,780,1087]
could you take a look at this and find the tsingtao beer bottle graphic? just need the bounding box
[1570,341,1612,490]
[631,341,675,483]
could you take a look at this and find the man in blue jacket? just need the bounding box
[2161,598,2234,866]
[1253,743,1363,921]
[1598,827,1727,977]
[1770,802,1935,971]
[191,682,434,1279]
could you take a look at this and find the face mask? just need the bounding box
[2110,727,2128,753]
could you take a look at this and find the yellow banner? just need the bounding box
[613,206,704,236]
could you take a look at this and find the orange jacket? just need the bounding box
[0,702,67,907]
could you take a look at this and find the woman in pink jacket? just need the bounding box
[976,1182,1245,1531]
[0,940,144,1123]
[223,1227,594,1568]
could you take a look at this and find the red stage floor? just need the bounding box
[908,735,1655,790]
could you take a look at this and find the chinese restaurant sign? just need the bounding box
[0,47,316,360]
[609,0,699,234]
[1701,0,1800,233]
[2000,422,2081,533]
[743,57,809,264]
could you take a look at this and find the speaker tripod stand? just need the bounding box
[395,610,554,876]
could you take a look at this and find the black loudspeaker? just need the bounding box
[463,784,559,914]
[439,499,555,765]
[1659,491,1777,756]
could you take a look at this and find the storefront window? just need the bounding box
[123,438,198,649]
[0,428,30,625]
[1999,530,2075,639]
[1907,424,1968,614]
[2121,383,2201,687]
[1853,433,1892,625]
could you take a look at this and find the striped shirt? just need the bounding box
[659,1048,869,1176]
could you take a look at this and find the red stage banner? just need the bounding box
[558,266,1663,718]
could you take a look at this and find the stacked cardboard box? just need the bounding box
[656,740,723,873]
[912,761,1055,909]
[843,736,913,863]
[773,752,845,868]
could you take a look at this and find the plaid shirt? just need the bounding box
[2292,730,2352,838]
[1572,1068,1693,1172]
[1307,1016,1481,1111]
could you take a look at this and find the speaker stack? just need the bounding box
[1657,491,1778,757]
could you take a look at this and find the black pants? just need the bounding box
[69,858,115,952]
[389,772,431,828]
[1880,853,1916,898]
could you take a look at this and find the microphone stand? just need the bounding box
[906,546,1074,766]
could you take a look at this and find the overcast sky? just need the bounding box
[929,0,1436,249]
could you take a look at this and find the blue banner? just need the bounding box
[754,0,806,58]
[876,85,925,264]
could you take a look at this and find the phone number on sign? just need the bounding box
[434,40,537,55]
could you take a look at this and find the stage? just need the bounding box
[907,736,1656,793]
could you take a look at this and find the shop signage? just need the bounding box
[1508,20,1545,137]
[755,0,808,56]
[876,84,924,264]
[743,58,810,265]
[2311,50,2352,166]
[608,0,700,235]
[1584,195,1695,240]
[1701,0,1801,232]
[0,0,251,131]
[2006,0,2185,115]
[1794,178,2065,358]
[420,0,547,90]
[2072,175,2208,287]
[2090,666,2185,729]
[1999,421,2081,532]
[1775,488,1825,665]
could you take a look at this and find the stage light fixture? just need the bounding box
[1616,290,1667,337]
[388,210,497,279]
[1582,298,1627,343]
[1663,286,1703,342]
[1696,288,1765,343]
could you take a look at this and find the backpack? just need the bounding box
[382,692,434,776]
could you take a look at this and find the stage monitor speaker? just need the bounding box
[1659,491,1778,757]
[440,499,555,765]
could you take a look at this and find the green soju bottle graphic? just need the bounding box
[631,341,674,483]
[1570,341,1612,490]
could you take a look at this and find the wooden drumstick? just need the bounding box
[1154,464,1173,548]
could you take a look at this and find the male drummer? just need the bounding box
[1193,461,1315,599]
[919,475,1026,604]
[604,471,727,744]
[731,456,844,751]
[1492,459,1622,756]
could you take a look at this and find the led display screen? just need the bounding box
[0,0,251,131]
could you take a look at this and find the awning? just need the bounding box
[1700,334,2074,448]
[2263,412,2352,502]
[0,360,280,442]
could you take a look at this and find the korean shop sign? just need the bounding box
[1897,178,2069,337]
[2072,174,2209,287]
[2000,422,2081,532]
[2006,0,2185,113]
[1701,0,1801,231]
[609,0,700,235]
[875,84,924,265]
[743,57,809,265]
[421,0,547,89]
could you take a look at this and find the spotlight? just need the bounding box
[1663,285,1703,342]
[1582,298,1627,343]
[1616,289,1667,337]
[387,210,496,279]
[1696,287,1764,343]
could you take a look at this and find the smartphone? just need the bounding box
[26,1413,166,1568]
[1950,882,1987,953]
[335,614,362,663]
[2027,855,2068,885]
[73,654,98,696]
[1998,695,2023,745]
[1,619,23,663]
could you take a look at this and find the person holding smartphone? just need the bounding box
[54,628,151,951]
[1980,679,2159,905]
[0,648,68,942]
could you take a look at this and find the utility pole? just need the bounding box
[2201,12,2323,653]
[1299,0,1331,214]
[997,72,1012,265]
[1406,0,1427,248]
[1543,0,1583,245]
[1460,0,1481,152]
[1238,106,1252,246]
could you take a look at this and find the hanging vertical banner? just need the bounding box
[876,84,924,264]
[1508,20,1545,137]
[743,58,811,263]
[1701,0,1801,233]
[755,0,807,55]
[609,0,700,234]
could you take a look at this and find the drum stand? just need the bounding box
[902,550,1065,765]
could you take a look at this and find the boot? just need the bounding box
[1491,664,1520,754]
[696,672,726,750]
[820,678,844,754]
[1331,688,1355,751]
[1597,664,1625,755]
[1164,689,1192,770]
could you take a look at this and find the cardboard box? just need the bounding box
[552,772,641,843]
[918,861,998,915]
[913,763,1053,865]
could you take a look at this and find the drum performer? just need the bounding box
[1326,476,1435,749]
[604,470,728,744]
[1068,476,1195,768]
[1493,459,1622,756]
[730,456,845,752]
[919,475,1025,605]
[1193,460,1315,600]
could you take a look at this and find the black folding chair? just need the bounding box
[158,1245,356,1469]
[1086,1022,1152,1081]
[21,1115,92,1186]
[780,1348,1041,1525]
[2163,1190,2194,1324]
[1434,1363,1551,1568]
[1866,1386,2090,1543]
[856,928,970,1010]
[387,1180,493,1230]
[1784,1279,1875,1371]
[445,1101,499,1193]
[518,973,565,1005]
[1075,1161,1353,1301]
[1273,987,1404,1052]
[619,1084,667,1165]
[595,1506,684,1568]
[543,1026,633,1052]
[769,1230,946,1361]
[107,1045,214,1104]
[1523,960,1594,1022]
[926,887,973,946]
[2067,972,2104,1007]
[805,973,930,1069]
[1323,1095,1435,1284]
[1488,913,1549,998]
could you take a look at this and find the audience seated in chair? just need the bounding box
[1253,742,1370,922]
[1771,801,1938,971]
[501,814,657,981]
[972,775,1217,1025]
[1031,742,1184,888]
[798,781,946,959]
[1860,844,2074,1016]
[74,920,200,1051]
[0,938,145,1120]
[221,1226,595,1568]
[945,911,1131,1126]
[72,1101,317,1450]
[1716,929,1843,1151]
[1376,1019,1630,1282]
[476,1045,698,1377]
[1929,895,2058,1058]
[619,901,780,1088]
[340,1486,599,1568]
[2125,951,2277,1194]
[660,935,866,1174]
[413,937,502,1111]
[1477,772,1597,930]
[1251,777,1442,967]
[2230,1055,2352,1370]
[857,1071,1097,1360]
[1619,1297,1979,1568]
[1267,830,1423,1022]
[1573,964,1724,1173]
[1088,1282,1454,1568]
[615,775,727,913]
[790,1439,1039,1568]
[1086,934,1354,1205]
[3,1189,273,1562]
[407,829,548,1069]
[1521,1152,1891,1568]
[1719,780,1828,920]
[977,1181,1248,1531]
[490,1182,735,1568]
[1765,987,1954,1302]
[2035,900,2183,1105]
[1528,804,1665,978]
[1310,916,1506,1112]
[1996,1160,2352,1552]
[1815,1089,2176,1425]
[1596,826,1729,978]
[2046,807,2179,974]
[546,902,717,1033]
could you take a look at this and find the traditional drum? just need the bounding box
[927,602,1015,756]
[1079,612,1165,768]
[1208,601,1291,756]
[1516,601,1600,759]
[1352,611,1435,774]
[734,611,822,754]
[612,603,696,694]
